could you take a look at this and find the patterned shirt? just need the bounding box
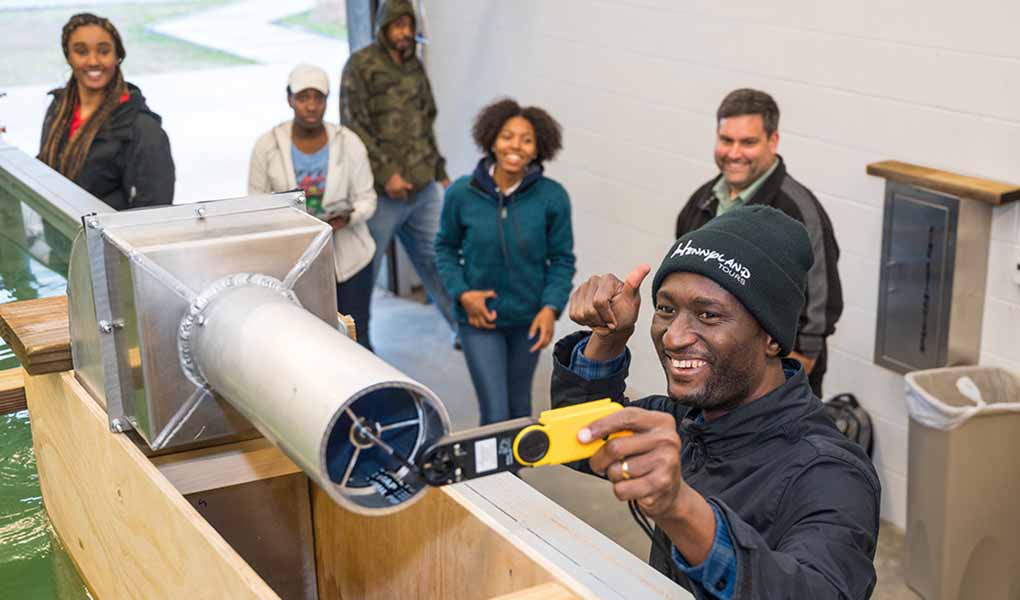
[292,144,329,216]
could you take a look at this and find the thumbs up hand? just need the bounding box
[568,265,651,359]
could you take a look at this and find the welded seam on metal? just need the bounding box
[102,229,197,303]
[150,386,211,450]
[282,227,332,289]
[178,273,301,389]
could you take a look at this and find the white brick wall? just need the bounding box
[424,0,1020,529]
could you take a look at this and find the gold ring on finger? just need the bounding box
[621,460,631,480]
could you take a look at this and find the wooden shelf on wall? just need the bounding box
[866,160,1020,205]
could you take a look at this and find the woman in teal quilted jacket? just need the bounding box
[436,99,576,425]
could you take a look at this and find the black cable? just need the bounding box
[629,500,674,559]
[628,500,654,538]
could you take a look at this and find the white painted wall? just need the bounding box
[423,0,1020,529]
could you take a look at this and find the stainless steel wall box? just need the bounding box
[874,181,992,373]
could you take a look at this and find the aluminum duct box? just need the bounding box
[68,193,340,451]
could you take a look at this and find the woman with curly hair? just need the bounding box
[436,98,576,425]
[38,13,175,210]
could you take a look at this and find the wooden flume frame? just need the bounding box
[2,297,686,600]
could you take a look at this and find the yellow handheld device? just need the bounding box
[415,399,631,486]
[513,399,630,467]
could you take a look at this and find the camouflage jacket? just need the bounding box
[340,0,447,195]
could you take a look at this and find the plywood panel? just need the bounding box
[0,296,71,374]
[490,582,577,600]
[186,474,318,600]
[25,371,278,600]
[153,437,302,495]
[313,476,685,600]
[313,487,560,600]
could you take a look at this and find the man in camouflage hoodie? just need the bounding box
[340,0,453,349]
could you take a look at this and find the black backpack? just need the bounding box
[823,393,874,458]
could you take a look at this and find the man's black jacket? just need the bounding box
[552,332,880,599]
[675,157,842,396]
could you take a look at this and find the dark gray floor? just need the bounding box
[372,289,917,598]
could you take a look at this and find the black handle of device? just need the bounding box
[417,417,537,486]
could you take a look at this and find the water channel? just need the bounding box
[0,196,91,598]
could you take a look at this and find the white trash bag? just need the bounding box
[905,366,1020,431]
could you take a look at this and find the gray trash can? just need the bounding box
[903,366,1020,600]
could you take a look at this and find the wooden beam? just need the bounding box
[0,367,26,414]
[489,582,577,600]
[25,371,280,600]
[153,437,302,496]
[0,296,71,375]
[866,160,1020,205]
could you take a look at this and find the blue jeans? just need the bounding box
[336,262,374,350]
[366,182,455,347]
[459,324,540,425]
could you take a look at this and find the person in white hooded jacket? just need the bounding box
[249,64,377,348]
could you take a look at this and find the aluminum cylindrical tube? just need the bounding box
[189,283,449,515]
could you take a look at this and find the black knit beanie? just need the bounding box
[651,205,814,356]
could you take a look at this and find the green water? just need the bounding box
[0,200,91,599]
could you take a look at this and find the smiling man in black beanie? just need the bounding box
[552,206,880,599]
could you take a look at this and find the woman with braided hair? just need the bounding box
[39,13,174,210]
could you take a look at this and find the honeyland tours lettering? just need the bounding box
[671,239,752,286]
